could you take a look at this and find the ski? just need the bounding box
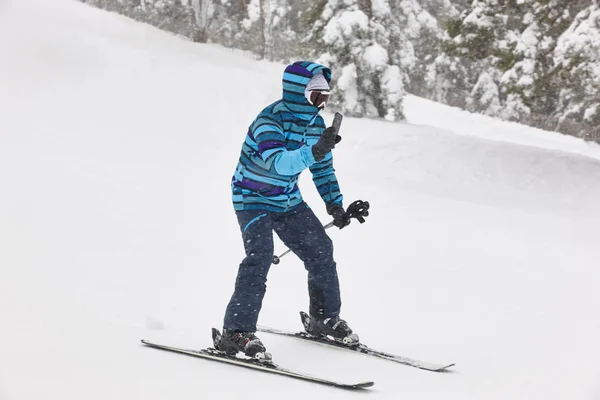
[141,337,374,390]
[257,312,455,372]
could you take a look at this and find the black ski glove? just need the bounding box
[326,203,351,229]
[312,126,342,162]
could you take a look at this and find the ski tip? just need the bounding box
[335,381,374,390]
[354,381,375,389]
[432,363,455,372]
[141,339,165,348]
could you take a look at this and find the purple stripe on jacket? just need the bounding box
[234,178,293,196]
[236,178,269,192]
[258,140,284,153]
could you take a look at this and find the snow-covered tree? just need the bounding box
[435,0,598,139]
[498,0,577,122]
[204,1,246,49]
[554,3,600,133]
[420,0,460,24]
[237,0,298,60]
[307,0,431,121]
[393,0,448,97]
[189,0,213,43]
[427,0,504,110]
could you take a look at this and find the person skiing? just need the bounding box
[215,61,358,358]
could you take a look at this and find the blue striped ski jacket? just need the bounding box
[232,61,343,212]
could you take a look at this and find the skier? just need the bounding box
[215,61,358,358]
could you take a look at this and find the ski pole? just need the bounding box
[271,200,369,265]
[272,222,335,265]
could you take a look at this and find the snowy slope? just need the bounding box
[1,1,600,399]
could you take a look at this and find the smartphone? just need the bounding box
[332,112,343,133]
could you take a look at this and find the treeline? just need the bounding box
[79,0,600,142]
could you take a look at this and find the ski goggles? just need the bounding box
[307,90,331,109]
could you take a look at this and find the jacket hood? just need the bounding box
[282,61,332,120]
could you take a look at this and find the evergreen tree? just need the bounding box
[392,0,448,97]
[207,1,247,49]
[553,2,600,135]
[219,0,299,61]
[420,0,460,24]
[437,0,597,138]
[499,0,578,122]
[307,0,408,121]
[189,0,213,43]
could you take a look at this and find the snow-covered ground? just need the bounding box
[1,1,600,399]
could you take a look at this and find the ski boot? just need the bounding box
[300,311,360,346]
[213,328,271,361]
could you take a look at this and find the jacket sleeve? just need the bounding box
[309,152,343,206]
[253,117,316,176]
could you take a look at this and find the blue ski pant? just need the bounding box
[223,202,341,332]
